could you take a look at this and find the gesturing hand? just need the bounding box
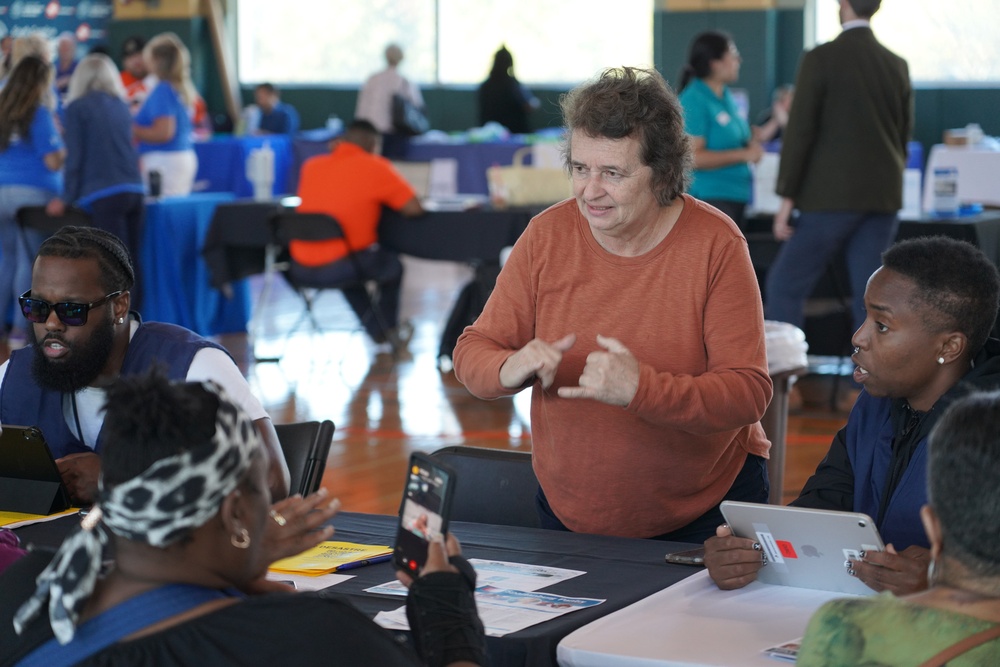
[499,333,576,390]
[262,488,340,565]
[557,335,639,407]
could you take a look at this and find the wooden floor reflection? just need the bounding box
[220,256,849,515]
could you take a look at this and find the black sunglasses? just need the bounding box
[18,290,124,327]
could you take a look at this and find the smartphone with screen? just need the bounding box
[392,452,457,574]
[664,547,706,566]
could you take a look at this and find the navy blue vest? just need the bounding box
[0,322,228,459]
[844,392,928,550]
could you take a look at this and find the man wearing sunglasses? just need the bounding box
[0,226,290,504]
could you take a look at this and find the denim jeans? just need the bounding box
[764,210,899,335]
[0,185,54,337]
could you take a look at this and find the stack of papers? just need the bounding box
[370,559,604,637]
[270,541,392,575]
[0,508,79,530]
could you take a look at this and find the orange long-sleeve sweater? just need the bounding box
[453,195,772,537]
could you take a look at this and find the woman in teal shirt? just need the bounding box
[677,31,762,231]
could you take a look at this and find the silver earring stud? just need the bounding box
[853,347,860,354]
[937,356,945,365]
[117,317,125,325]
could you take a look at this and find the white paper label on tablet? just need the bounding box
[755,530,785,565]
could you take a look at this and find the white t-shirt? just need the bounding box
[355,67,423,134]
[0,320,267,450]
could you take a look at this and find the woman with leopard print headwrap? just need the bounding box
[1,370,485,667]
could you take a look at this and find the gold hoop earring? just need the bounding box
[231,528,251,549]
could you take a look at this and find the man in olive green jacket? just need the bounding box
[765,0,912,338]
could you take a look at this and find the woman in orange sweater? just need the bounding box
[453,67,771,542]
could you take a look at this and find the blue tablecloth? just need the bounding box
[194,135,293,198]
[405,139,531,195]
[139,192,251,336]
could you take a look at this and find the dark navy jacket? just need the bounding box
[793,339,1000,549]
[0,321,226,459]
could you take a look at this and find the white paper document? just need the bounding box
[265,570,353,591]
[375,584,605,637]
[364,559,586,597]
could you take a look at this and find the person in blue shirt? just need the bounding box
[253,83,299,135]
[677,31,763,231]
[47,53,146,308]
[132,33,198,197]
[0,56,65,351]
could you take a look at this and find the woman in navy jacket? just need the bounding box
[705,236,1000,596]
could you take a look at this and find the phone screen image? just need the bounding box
[393,454,454,573]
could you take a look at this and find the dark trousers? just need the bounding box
[288,246,403,341]
[535,452,769,544]
[764,210,899,335]
[89,192,146,310]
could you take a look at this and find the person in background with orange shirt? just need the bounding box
[293,120,424,347]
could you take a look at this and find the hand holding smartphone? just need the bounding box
[392,453,456,574]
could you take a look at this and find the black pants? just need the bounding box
[535,452,769,544]
[89,192,145,310]
[288,246,403,341]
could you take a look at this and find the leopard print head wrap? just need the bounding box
[13,381,262,644]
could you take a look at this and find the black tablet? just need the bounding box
[0,424,72,515]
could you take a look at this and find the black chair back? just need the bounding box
[272,211,348,245]
[201,200,284,290]
[16,205,92,238]
[274,420,335,497]
[430,445,540,528]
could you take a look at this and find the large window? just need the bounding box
[813,0,1000,84]
[237,0,653,86]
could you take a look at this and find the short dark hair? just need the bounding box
[847,0,881,18]
[881,236,999,355]
[927,390,1000,577]
[100,369,220,489]
[560,67,692,205]
[341,119,380,152]
[255,82,277,95]
[37,226,135,294]
[677,31,732,93]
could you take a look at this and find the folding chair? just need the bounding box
[274,420,335,497]
[430,445,539,528]
[201,200,285,360]
[271,211,395,347]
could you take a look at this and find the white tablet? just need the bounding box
[720,501,885,596]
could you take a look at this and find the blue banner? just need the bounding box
[0,1,114,50]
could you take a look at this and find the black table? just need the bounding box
[379,207,538,362]
[379,207,536,264]
[15,511,697,667]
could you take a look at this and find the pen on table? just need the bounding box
[336,554,393,571]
